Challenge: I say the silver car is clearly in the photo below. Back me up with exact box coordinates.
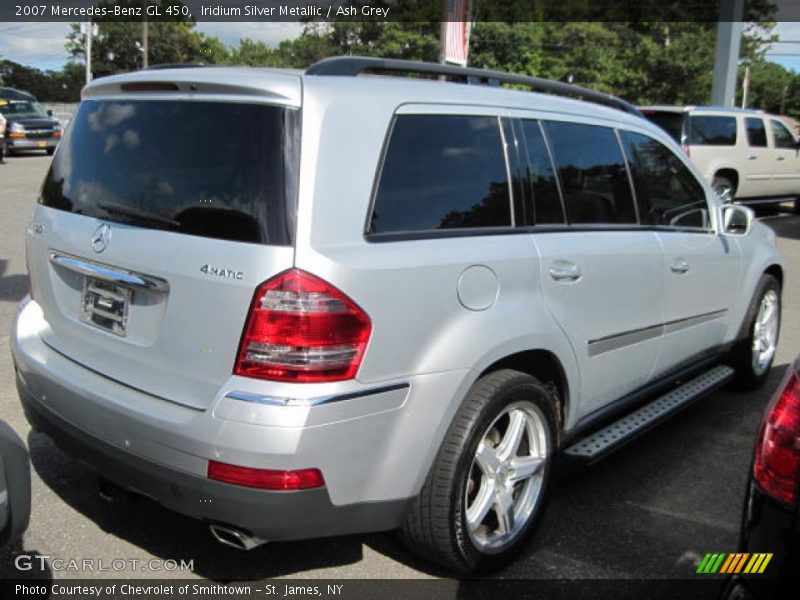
[11,57,784,573]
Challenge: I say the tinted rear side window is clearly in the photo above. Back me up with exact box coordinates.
[687,116,737,146]
[369,115,511,234]
[745,117,767,147]
[641,111,685,143]
[519,120,565,225]
[543,122,636,225]
[621,131,708,228]
[41,100,299,245]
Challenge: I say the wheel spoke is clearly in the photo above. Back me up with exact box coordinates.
[475,441,501,477]
[508,456,543,484]
[466,480,495,530]
[494,486,515,535]
[497,410,527,461]
[760,302,775,328]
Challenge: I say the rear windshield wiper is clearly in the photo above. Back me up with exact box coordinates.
[97,202,181,229]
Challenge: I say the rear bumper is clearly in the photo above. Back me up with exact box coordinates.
[11,298,468,540]
[18,384,407,541]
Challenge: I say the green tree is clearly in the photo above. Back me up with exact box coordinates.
[0,60,83,101]
[738,60,800,117]
[65,0,222,76]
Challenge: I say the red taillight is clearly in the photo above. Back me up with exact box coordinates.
[754,370,800,505]
[208,461,325,491]
[234,269,371,383]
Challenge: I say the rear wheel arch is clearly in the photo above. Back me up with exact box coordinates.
[478,349,569,439]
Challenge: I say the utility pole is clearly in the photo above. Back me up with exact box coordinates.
[142,0,149,69]
[81,21,93,85]
[741,65,750,109]
[438,1,447,65]
[710,0,744,107]
[780,84,788,115]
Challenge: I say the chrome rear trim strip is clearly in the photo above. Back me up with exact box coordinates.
[50,252,169,293]
[225,383,410,407]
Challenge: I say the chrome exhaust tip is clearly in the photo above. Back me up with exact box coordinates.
[209,524,267,551]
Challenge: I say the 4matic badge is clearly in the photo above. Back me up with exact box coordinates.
[200,264,244,280]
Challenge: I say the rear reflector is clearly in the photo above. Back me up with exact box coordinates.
[208,461,325,491]
[754,370,800,505]
[234,269,371,382]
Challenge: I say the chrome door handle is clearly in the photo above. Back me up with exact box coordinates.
[777,156,785,161]
[670,259,690,274]
[748,155,758,160]
[549,261,582,282]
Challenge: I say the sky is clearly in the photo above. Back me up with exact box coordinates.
[1,21,800,74]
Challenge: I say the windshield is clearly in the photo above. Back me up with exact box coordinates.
[41,99,299,245]
[0,99,48,119]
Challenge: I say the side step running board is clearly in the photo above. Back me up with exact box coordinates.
[563,365,735,463]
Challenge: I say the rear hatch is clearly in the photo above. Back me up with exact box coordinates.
[26,70,301,410]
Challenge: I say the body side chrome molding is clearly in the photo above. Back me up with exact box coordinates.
[588,309,728,357]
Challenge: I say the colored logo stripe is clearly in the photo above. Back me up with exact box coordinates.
[698,553,773,574]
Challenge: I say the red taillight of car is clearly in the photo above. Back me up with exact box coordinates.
[208,461,325,491]
[753,369,800,505]
[234,269,371,383]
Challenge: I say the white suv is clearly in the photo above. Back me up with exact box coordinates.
[12,58,783,573]
[641,105,800,213]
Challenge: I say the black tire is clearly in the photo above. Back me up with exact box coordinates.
[712,175,736,204]
[400,369,557,573]
[46,147,55,156]
[794,197,799,215]
[729,274,781,390]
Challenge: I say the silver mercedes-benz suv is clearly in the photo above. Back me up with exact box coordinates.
[11,57,784,573]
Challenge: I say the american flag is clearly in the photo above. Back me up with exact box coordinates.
[443,0,472,66]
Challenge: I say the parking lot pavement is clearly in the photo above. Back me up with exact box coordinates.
[0,153,798,582]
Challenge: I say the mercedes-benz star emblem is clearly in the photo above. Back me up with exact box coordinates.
[91,224,111,254]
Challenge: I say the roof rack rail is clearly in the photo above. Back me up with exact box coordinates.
[144,63,208,70]
[306,56,642,118]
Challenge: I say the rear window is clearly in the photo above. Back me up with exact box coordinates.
[41,100,299,245]
[745,117,767,147]
[687,115,737,146]
[543,121,637,225]
[641,111,685,143]
[369,115,511,235]
[518,119,565,225]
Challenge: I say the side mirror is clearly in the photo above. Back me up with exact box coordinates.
[719,204,753,236]
[47,109,53,117]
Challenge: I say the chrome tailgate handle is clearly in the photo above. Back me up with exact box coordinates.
[50,252,169,293]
